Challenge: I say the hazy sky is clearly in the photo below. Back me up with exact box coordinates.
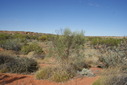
[0,0,127,36]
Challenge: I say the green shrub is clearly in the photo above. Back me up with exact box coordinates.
[21,43,43,54]
[0,39,24,51]
[35,64,76,82]
[96,67,127,85]
[7,57,38,73]
[50,28,85,61]
[103,74,127,85]
[0,33,11,40]
[0,54,38,73]
[88,37,123,47]
[0,54,15,64]
[0,64,8,73]
[98,39,127,68]
[46,34,55,41]
[50,69,74,82]
[11,33,40,40]
[69,57,90,71]
[12,33,29,40]
[38,35,48,41]
[35,67,53,80]
[29,35,38,40]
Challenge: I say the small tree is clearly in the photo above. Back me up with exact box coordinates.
[51,28,85,62]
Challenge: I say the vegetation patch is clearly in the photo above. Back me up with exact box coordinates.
[35,67,53,80]
[93,67,127,85]
[0,54,38,73]
[21,43,43,54]
[0,39,25,51]
[88,37,123,47]
[35,65,76,82]
[38,35,48,41]
[98,39,127,68]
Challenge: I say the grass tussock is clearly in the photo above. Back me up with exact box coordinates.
[35,64,76,82]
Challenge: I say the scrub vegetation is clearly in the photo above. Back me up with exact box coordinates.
[0,29,127,84]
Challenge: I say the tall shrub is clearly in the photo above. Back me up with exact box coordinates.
[50,28,85,62]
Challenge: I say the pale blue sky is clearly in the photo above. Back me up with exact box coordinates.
[0,0,127,36]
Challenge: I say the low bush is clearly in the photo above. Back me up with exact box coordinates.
[0,64,8,73]
[21,43,43,54]
[0,39,25,51]
[0,54,15,64]
[12,33,29,40]
[0,54,38,73]
[27,51,45,59]
[50,69,74,82]
[46,34,55,41]
[93,67,127,85]
[35,64,76,82]
[35,67,53,80]
[103,74,127,85]
[38,35,48,41]
[88,37,123,47]
[7,57,38,73]
[69,57,90,71]
[98,39,127,68]
[0,33,11,40]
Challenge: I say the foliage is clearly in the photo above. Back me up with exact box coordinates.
[36,28,87,82]
[50,69,74,82]
[98,39,127,68]
[0,54,15,65]
[94,67,127,85]
[21,43,43,54]
[10,33,39,40]
[0,39,25,51]
[12,33,30,40]
[38,35,48,41]
[103,74,127,85]
[35,64,76,82]
[88,37,123,47]
[50,28,85,61]
[0,33,11,40]
[46,34,55,41]
[35,67,53,80]
[8,57,38,73]
[27,51,45,59]
[68,57,90,71]
[0,54,38,73]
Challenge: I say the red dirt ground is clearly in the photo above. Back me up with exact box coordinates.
[0,68,101,85]
[0,48,4,51]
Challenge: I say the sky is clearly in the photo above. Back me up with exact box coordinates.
[0,0,127,36]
